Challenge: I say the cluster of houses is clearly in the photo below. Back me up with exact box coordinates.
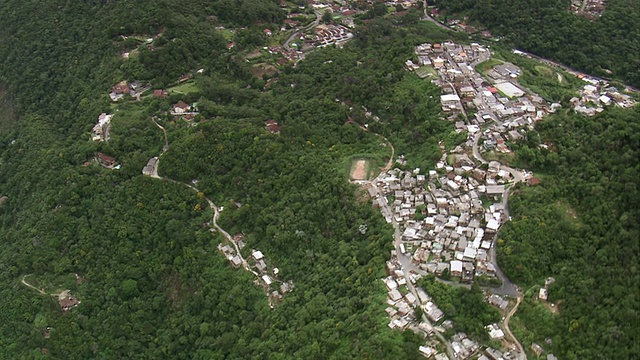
[267,46,302,64]
[570,0,606,19]
[570,83,636,116]
[91,113,113,142]
[109,80,150,101]
[411,42,563,157]
[217,234,293,305]
[383,257,455,359]
[478,347,526,360]
[373,160,514,283]
[312,25,353,48]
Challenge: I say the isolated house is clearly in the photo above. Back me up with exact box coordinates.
[112,81,130,94]
[97,152,116,167]
[173,101,191,114]
[265,119,281,134]
[153,89,168,98]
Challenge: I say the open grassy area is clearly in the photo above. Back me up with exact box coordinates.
[475,58,504,75]
[168,81,199,95]
[483,150,516,165]
[217,28,235,41]
[534,65,553,76]
[415,65,437,78]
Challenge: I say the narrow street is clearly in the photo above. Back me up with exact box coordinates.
[472,132,522,297]
[421,0,455,31]
[504,296,526,360]
[283,11,321,52]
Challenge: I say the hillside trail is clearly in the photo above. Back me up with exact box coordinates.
[504,296,526,359]
[20,275,66,298]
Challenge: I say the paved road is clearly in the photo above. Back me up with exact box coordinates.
[472,132,525,183]
[283,11,321,52]
[471,132,522,297]
[421,0,455,32]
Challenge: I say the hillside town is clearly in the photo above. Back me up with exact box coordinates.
[370,40,589,359]
[570,82,636,116]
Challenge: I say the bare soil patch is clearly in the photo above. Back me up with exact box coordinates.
[350,159,368,180]
[250,63,278,78]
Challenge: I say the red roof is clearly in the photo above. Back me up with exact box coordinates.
[487,86,498,94]
[112,81,129,94]
[226,42,235,49]
[174,101,190,110]
[527,177,541,186]
[266,124,281,133]
[153,89,168,98]
[265,120,281,133]
[97,152,116,166]
[277,58,288,66]
[178,74,192,82]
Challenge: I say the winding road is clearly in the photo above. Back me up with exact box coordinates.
[283,11,321,52]
[353,121,526,358]
[471,132,522,298]
[21,275,46,295]
[503,296,526,359]
[421,0,455,32]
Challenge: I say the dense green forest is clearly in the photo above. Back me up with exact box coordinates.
[0,0,638,359]
[497,106,639,359]
[0,1,457,358]
[418,277,500,341]
[436,0,640,87]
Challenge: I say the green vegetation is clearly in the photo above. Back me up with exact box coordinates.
[510,290,560,359]
[498,107,640,359]
[0,1,466,358]
[418,276,501,341]
[168,81,199,95]
[0,0,637,358]
[474,58,503,75]
[437,0,640,87]
[415,66,437,78]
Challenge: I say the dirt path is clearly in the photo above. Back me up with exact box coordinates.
[356,123,395,175]
[152,118,168,151]
[503,296,526,359]
[144,124,267,295]
[20,275,66,298]
[21,275,46,295]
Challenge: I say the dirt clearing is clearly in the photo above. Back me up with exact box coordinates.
[251,63,278,78]
[350,159,368,180]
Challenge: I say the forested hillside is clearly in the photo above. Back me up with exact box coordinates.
[498,107,640,359]
[0,1,454,358]
[0,0,638,359]
[435,0,640,87]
